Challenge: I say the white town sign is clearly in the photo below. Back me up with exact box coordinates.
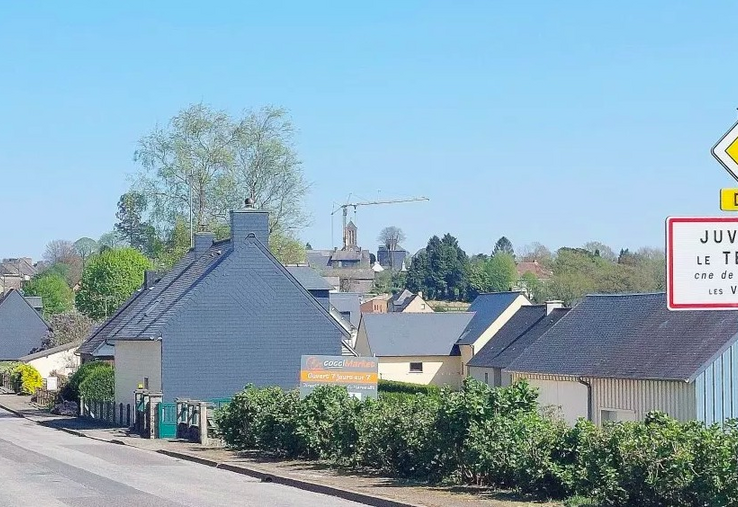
[666,216,738,310]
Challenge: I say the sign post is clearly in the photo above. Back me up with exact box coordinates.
[666,216,738,310]
[299,355,378,400]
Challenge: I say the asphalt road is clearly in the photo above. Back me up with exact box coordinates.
[0,407,364,507]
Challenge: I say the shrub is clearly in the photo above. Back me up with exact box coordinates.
[78,365,114,401]
[295,386,363,462]
[10,364,43,395]
[215,385,301,456]
[62,361,111,402]
[357,393,441,478]
[378,379,441,396]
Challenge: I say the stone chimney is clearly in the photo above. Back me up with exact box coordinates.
[230,198,269,249]
[194,232,215,257]
[545,300,564,315]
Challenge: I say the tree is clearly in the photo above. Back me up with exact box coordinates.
[406,234,469,301]
[583,241,617,262]
[133,104,309,240]
[44,239,78,265]
[98,231,125,250]
[74,237,98,270]
[114,192,157,254]
[75,248,152,319]
[493,236,515,257]
[485,253,518,292]
[270,230,307,264]
[22,273,74,316]
[518,242,553,265]
[38,310,95,350]
[378,226,406,251]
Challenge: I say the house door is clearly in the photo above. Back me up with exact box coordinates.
[158,403,177,439]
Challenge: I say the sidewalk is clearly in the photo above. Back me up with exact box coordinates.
[0,393,559,507]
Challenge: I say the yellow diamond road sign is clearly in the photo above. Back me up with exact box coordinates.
[712,121,738,182]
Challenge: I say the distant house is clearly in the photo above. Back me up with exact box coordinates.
[360,294,390,314]
[0,289,50,360]
[285,265,333,310]
[377,245,408,271]
[79,201,349,408]
[388,290,433,313]
[467,302,568,387]
[20,341,80,378]
[354,312,474,388]
[516,260,552,280]
[455,291,531,375]
[330,292,362,329]
[507,293,738,426]
[0,257,37,293]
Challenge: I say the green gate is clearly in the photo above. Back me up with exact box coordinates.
[158,402,177,439]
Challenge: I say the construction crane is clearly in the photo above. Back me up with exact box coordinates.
[331,196,430,250]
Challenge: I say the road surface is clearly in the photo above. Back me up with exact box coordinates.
[0,407,363,507]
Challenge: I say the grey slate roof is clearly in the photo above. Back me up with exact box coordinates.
[0,289,50,360]
[506,293,738,381]
[330,292,361,328]
[362,312,475,356]
[80,237,350,347]
[467,306,569,369]
[456,292,526,345]
[285,266,333,291]
[20,340,80,362]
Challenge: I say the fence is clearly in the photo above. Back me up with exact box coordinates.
[34,388,55,407]
[175,398,231,444]
[79,397,133,427]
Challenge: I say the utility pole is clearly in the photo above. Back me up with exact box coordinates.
[189,171,194,248]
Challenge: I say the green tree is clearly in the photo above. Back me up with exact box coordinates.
[485,253,518,292]
[407,234,469,301]
[115,191,157,254]
[75,248,151,319]
[270,230,307,264]
[22,272,74,316]
[493,236,515,257]
[133,104,309,240]
[42,239,82,287]
[74,237,98,270]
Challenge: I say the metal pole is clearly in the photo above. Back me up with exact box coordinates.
[189,171,194,248]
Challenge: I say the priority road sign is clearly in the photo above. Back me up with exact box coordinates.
[712,121,738,183]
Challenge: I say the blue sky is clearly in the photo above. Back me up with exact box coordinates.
[2,1,737,260]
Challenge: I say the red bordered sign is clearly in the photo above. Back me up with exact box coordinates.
[667,216,738,310]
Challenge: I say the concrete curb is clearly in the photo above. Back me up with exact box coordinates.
[1,400,421,507]
[157,449,418,507]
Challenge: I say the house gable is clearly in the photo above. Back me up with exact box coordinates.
[0,289,49,360]
[159,237,346,401]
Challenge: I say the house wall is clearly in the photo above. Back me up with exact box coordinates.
[0,290,48,359]
[160,243,344,403]
[401,297,433,313]
[26,349,79,378]
[468,366,511,387]
[695,340,738,426]
[510,373,588,425]
[114,340,161,409]
[378,356,462,388]
[462,295,529,372]
[510,372,697,426]
[590,377,696,425]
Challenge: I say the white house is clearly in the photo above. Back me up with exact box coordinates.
[20,342,80,378]
[507,293,738,426]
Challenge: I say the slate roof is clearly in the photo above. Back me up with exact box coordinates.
[507,293,738,381]
[456,292,527,345]
[330,292,361,328]
[467,306,569,369]
[306,250,332,270]
[20,341,80,362]
[80,237,349,348]
[331,250,363,261]
[361,312,475,356]
[285,266,333,291]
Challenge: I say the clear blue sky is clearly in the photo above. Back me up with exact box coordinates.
[2,1,737,261]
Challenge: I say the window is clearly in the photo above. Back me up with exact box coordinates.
[484,372,489,385]
[409,362,423,373]
[601,408,636,423]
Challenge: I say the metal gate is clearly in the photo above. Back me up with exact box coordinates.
[158,402,177,439]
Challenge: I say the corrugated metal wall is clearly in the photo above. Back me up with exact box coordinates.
[591,378,695,425]
[694,341,738,426]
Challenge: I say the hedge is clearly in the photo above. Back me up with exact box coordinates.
[215,378,738,505]
[378,379,440,396]
[63,361,112,402]
[79,366,114,402]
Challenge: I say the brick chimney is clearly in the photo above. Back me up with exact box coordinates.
[194,232,215,257]
[545,300,564,315]
[230,198,269,249]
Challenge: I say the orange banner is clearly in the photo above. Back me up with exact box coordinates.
[300,370,378,385]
